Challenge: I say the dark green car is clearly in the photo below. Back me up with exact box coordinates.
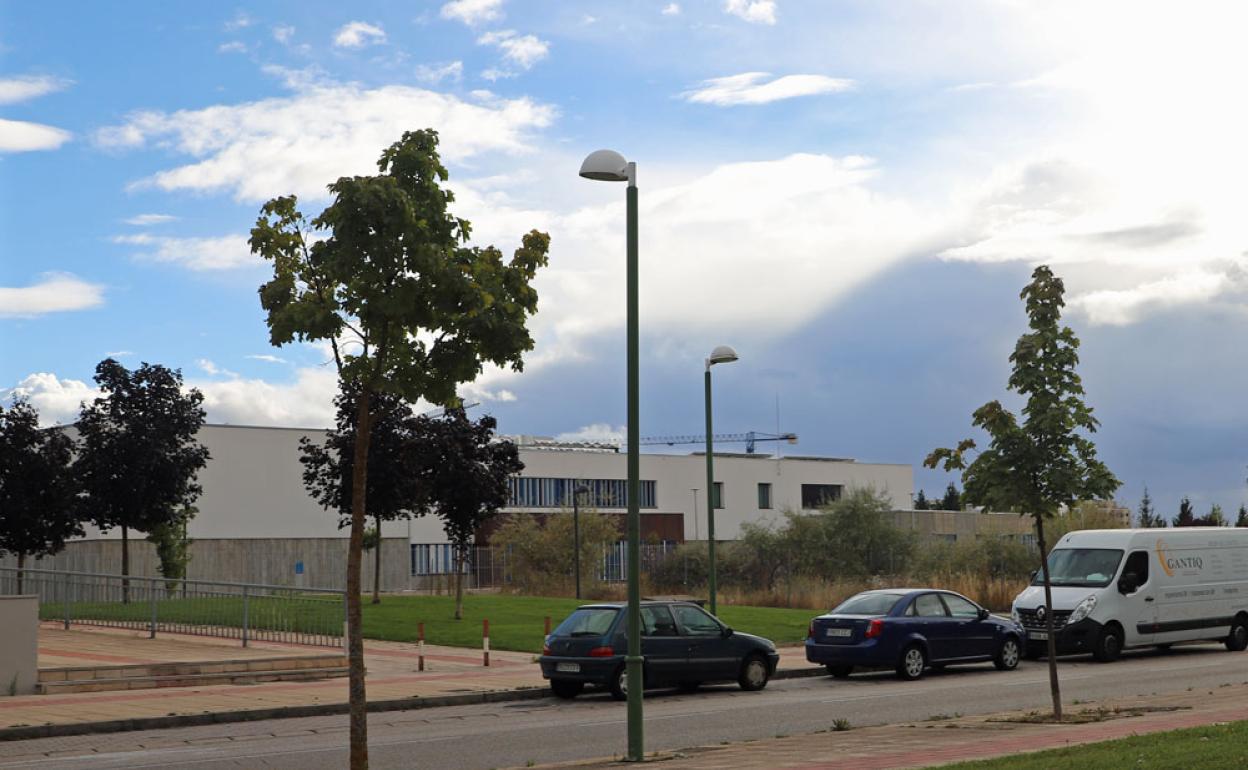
[539,601,780,700]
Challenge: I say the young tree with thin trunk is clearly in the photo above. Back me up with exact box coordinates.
[249,129,548,770]
[0,399,81,593]
[926,265,1120,722]
[76,359,209,602]
[425,408,522,620]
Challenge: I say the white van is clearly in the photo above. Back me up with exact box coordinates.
[1011,528,1248,661]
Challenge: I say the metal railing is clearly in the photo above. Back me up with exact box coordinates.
[0,567,346,648]
[410,542,680,588]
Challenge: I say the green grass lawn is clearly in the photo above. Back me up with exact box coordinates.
[941,720,1248,769]
[361,595,815,653]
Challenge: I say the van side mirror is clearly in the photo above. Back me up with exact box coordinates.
[1118,572,1139,594]
[1029,570,1038,582]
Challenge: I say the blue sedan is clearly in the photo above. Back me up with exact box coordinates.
[805,589,1025,680]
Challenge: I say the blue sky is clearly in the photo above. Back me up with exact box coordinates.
[3,1,1247,520]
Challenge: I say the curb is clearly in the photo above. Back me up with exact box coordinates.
[0,666,827,743]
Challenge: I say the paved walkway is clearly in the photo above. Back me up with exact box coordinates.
[531,684,1248,769]
[2,624,816,734]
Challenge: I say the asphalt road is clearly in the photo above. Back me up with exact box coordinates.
[5,644,1248,770]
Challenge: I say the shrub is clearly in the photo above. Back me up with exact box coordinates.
[491,508,619,596]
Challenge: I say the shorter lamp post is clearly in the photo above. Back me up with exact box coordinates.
[705,345,738,616]
[572,484,590,599]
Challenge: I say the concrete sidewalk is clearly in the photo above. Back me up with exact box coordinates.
[1,624,818,740]
[528,683,1248,769]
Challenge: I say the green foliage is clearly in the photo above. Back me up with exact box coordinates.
[0,399,81,564]
[1237,505,1248,528]
[146,504,194,595]
[491,508,620,596]
[1137,487,1165,528]
[914,489,929,510]
[913,535,1035,580]
[1175,497,1198,527]
[1208,504,1228,527]
[940,483,962,511]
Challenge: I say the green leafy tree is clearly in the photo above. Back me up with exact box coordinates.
[300,382,434,604]
[76,359,210,602]
[1207,504,1228,527]
[425,409,523,620]
[1174,497,1197,527]
[0,399,81,593]
[913,489,929,510]
[1136,487,1164,528]
[925,265,1120,722]
[249,128,548,769]
[939,483,962,511]
[147,504,195,596]
[1237,505,1248,528]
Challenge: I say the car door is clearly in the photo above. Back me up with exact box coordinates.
[910,592,953,661]
[638,605,688,685]
[673,604,735,681]
[939,593,995,659]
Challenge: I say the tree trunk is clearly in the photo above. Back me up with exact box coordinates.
[454,545,465,621]
[347,387,373,770]
[372,513,382,605]
[121,525,130,604]
[15,552,25,595]
[1035,515,1062,721]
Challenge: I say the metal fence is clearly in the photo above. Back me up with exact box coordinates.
[410,542,681,589]
[0,567,346,648]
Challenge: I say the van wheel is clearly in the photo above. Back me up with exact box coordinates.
[826,664,853,678]
[550,679,583,699]
[994,637,1021,671]
[1093,625,1123,662]
[1226,618,1248,652]
[738,654,770,691]
[896,645,926,680]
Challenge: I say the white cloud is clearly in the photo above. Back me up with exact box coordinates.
[0,118,71,152]
[193,366,339,427]
[683,72,853,106]
[661,3,681,16]
[96,80,555,202]
[224,12,253,31]
[217,41,248,54]
[477,30,549,69]
[197,358,239,378]
[246,354,288,364]
[272,25,295,44]
[105,350,134,358]
[0,75,70,105]
[113,233,257,271]
[724,0,776,25]
[1069,268,1235,326]
[481,68,514,82]
[0,273,104,317]
[123,213,178,226]
[441,0,504,26]
[555,424,625,444]
[333,21,386,48]
[415,60,464,85]
[1,373,97,425]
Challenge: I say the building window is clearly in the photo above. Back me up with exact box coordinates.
[507,477,657,509]
[411,543,463,575]
[800,483,842,509]
[758,483,772,509]
[712,481,724,509]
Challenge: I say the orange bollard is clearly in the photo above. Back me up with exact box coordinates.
[418,622,425,672]
[544,615,551,636]
[483,618,491,667]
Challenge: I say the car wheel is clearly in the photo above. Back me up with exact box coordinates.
[825,664,853,679]
[896,644,926,681]
[994,637,1021,671]
[609,665,629,701]
[738,654,770,691]
[1226,617,1248,652]
[550,679,584,699]
[677,681,701,693]
[1093,625,1123,662]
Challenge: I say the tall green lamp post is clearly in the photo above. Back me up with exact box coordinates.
[704,345,738,616]
[579,149,643,762]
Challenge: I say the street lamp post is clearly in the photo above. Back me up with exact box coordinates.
[579,149,643,762]
[704,345,738,617]
[572,484,590,600]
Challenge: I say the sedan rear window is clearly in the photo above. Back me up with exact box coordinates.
[553,608,619,637]
[831,592,904,616]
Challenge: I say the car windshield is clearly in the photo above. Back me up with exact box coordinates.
[553,608,619,637]
[1034,548,1124,587]
[831,592,904,616]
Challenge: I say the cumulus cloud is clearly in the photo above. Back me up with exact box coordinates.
[123,213,178,226]
[683,72,853,106]
[217,41,248,54]
[272,25,295,44]
[192,366,339,427]
[0,75,70,105]
[0,118,71,152]
[477,30,549,69]
[1,373,97,424]
[555,423,625,444]
[1069,268,1234,326]
[224,12,253,31]
[95,80,554,202]
[113,233,257,271]
[662,3,681,16]
[0,273,104,317]
[441,0,504,26]
[333,21,386,48]
[724,0,776,25]
[415,60,464,84]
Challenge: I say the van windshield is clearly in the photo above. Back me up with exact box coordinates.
[1034,548,1124,588]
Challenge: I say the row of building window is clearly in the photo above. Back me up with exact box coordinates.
[507,476,658,509]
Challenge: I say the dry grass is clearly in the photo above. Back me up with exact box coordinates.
[716,572,1029,612]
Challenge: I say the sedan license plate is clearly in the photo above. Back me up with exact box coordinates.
[825,628,852,638]
[555,662,580,673]
[1028,631,1048,641]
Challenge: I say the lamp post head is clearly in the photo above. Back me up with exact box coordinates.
[706,344,739,370]
[579,149,635,185]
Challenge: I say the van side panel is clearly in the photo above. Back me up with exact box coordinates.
[1150,533,1248,644]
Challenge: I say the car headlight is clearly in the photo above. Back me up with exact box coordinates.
[1011,606,1021,625]
[1068,595,1097,625]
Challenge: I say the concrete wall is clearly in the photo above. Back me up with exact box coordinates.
[0,596,38,695]
[0,538,410,592]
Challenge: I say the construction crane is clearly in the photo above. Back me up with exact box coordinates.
[639,431,797,454]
